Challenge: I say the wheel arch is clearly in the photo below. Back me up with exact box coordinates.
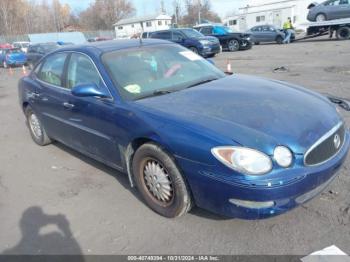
[22,102,30,113]
[124,135,169,187]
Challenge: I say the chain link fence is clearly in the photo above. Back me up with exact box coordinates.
[0,30,115,44]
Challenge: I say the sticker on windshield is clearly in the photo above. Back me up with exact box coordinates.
[179,51,203,61]
[124,84,141,94]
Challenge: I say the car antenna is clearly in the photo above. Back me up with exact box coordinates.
[139,34,143,45]
[139,22,144,46]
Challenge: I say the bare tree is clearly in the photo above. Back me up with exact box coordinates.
[79,0,135,30]
[181,0,221,26]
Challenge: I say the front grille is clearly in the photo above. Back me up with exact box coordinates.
[304,123,345,166]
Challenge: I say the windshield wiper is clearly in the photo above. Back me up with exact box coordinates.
[137,90,174,100]
[326,95,350,111]
[186,78,218,89]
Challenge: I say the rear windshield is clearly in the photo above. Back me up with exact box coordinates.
[8,49,22,54]
[182,29,204,38]
[42,44,59,53]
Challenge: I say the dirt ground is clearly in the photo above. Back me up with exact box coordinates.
[0,38,349,255]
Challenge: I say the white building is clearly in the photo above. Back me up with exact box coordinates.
[224,0,315,32]
[114,14,172,39]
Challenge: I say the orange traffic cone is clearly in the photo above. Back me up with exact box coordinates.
[226,59,233,75]
[22,65,28,76]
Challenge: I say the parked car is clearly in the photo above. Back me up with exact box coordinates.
[18,39,349,219]
[141,31,153,39]
[0,43,13,49]
[248,25,295,44]
[150,28,220,57]
[13,41,30,53]
[26,43,60,69]
[193,24,252,52]
[308,0,350,21]
[0,48,27,68]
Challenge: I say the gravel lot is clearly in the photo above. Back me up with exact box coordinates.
[0,38,349,255]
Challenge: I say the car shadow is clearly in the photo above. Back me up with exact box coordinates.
[52,142,231,221]
[2,206,84,258]
[53,142,144,203]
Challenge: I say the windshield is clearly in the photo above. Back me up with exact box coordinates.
[182,29,204,38]
[102,44,225,101]
[214,26,234,35]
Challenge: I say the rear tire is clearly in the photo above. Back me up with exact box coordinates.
[336,26,350,40]
[132,143,192,218]
[316,13,327,22]
[25,106,52,146]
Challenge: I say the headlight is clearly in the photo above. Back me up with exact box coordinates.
[274,146,293,167]
[211,146,272,175]
[199,40,210,46]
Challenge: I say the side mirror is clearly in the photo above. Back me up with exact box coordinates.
[71,83,110,99]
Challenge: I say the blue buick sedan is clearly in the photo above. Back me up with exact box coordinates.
[18,39,350,219]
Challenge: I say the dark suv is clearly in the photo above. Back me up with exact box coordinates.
[194,24,252,52]
[26,43,60,69]
[150,28,221,57]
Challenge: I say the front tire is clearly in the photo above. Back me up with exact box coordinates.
[316,13,327,22]
[132,143,192,218]
[25,106,52,146]
[189,47,199,54]
[276,36,284,44]
[228,39,240,52]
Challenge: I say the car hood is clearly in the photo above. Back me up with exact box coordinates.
[228,32,251,38]
[135,74,341,155]
[193,36,219,42]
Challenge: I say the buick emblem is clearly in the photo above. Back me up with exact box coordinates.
[334,134,341,149]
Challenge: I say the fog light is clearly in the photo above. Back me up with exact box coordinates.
[229,199,275,209]
[274,146,293,167]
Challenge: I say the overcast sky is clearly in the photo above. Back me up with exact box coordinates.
[57,0,244,18]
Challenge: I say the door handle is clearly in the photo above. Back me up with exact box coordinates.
[63,102,75,109]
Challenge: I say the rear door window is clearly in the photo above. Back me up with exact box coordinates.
[38,53,68,87]
[152,31,171,40]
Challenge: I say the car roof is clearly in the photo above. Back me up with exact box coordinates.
[56,39,172,54]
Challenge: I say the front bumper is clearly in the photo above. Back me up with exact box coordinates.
[176,131,350,219]
[200,44,221,57]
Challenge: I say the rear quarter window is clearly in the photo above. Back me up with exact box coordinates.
[38,53,68,87]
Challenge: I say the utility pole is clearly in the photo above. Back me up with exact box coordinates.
[161,0,165,14]
[198,0,201,24]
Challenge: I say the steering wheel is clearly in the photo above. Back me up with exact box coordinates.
[164,63,182,78]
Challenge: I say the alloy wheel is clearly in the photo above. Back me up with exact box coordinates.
[29,113,43,140]
[316,14,326,22]
[228,40,239,52]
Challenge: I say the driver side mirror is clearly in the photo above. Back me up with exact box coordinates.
[71,83,110,99]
